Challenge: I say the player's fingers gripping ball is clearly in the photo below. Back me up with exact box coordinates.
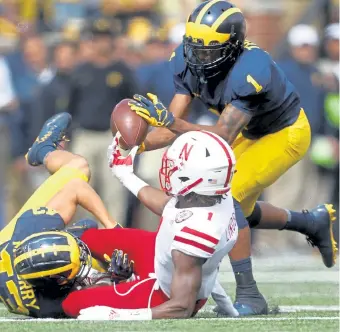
[129,93,174,127]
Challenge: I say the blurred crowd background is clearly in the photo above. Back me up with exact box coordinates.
[0,0,338,256]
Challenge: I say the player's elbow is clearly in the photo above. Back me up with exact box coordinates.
[170,301,195,319]
[214,124,234,145]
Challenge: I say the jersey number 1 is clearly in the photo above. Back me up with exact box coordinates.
[247,75,263,93]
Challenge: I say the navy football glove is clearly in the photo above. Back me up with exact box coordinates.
[104,250,135,283]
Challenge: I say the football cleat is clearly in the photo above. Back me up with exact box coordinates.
[233,272,268,316]
[26,112,72,166]
[234,292,268,316]
[305,204,338,268]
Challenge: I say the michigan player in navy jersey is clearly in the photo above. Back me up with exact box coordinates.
[0,113,133,318]
[128,0,337,315]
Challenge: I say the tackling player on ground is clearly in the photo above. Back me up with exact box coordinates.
[0,113,133,318]
[63,130,239,320]
[128,0,337,315]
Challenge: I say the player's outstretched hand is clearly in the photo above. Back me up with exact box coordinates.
[107,132,138,181]
[78,306,113,320]
[78,306,152,320]
[104,249,135,283]
[129,93,174,127]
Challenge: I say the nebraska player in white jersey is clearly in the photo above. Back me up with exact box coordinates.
[77,130,238,320]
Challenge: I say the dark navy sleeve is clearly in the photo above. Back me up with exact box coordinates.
[12,208,65,242]
[169,44,191,96]
[228,50,272,115]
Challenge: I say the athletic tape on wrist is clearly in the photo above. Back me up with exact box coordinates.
[121,173,148,197]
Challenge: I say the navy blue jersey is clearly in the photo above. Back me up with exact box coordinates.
[170,41,301,139]
[0,208,70,318]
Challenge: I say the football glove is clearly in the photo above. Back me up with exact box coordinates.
[118,138,146,155]
[78,307,152,320]
[104,249,135,283]
[129,93,174,127]
[107,132,138,181]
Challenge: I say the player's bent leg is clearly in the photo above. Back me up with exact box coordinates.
[81,228,157,278]
[236,111,337,267]
[228,200,268,316]
[252,202,338,268]
[63,278,168,318]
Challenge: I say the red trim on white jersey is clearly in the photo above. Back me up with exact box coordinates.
[181,226,219,245]
[174,235,215,254]
[200,131,233,188]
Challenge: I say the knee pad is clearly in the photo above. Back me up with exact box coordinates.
[247,203,262,228]
[233,199,249,230]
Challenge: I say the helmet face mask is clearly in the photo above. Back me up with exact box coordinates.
[184,1,246,82]
[159,131,236,197]
[159,151,179,194]
[183,36,242,80]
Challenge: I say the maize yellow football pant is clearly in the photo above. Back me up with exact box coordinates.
[0,167,88,244]
[231,109,311,217]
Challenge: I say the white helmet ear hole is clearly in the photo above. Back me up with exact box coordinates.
[205,148,210,157]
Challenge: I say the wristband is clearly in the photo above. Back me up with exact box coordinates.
[120,173,148,197]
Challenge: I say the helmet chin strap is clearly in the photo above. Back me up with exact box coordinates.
[199,71,207,84]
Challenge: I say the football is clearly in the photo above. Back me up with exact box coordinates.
[110,99,148,149]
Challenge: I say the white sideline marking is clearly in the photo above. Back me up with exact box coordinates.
[197,317,339,321]
[0,317,338,322]
[200,305,340,313]
[0,305,338,322]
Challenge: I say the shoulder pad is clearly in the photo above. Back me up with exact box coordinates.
[229,45,272,97]
[169,43,186,76]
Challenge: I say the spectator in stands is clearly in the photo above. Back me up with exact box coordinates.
[278,24,324,135]
[101,0,158,32]
[314,23,339,243]
[31,41,78,141]
[0,56,17,228]
[69,19,138,225]
[263,25,328,252]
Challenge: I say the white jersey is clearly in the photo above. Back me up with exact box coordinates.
[154,195,238,300]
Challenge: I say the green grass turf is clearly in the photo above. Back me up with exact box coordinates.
[0,282,338,332]
[0,312,338,332]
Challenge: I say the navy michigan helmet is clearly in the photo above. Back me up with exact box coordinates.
[184,0,246,82]
[14,231,92,288]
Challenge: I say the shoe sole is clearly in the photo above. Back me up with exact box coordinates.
[324,204,338,267]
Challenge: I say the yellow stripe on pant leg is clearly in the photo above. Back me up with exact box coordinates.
[0,167,88,244]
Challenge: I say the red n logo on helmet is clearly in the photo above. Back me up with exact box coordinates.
[179,143,193,161]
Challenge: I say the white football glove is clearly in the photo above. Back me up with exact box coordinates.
[211,281,239,317]
[78,306,152,320]
[78,306,113,320]
[107,132,139,182]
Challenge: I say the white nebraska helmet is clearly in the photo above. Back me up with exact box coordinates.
[159,130,236,196]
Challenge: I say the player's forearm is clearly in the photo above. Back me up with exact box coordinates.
[144,128,178,151]
[151,300,194,319]
[137,186,171,216]
[169,118,231,143]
